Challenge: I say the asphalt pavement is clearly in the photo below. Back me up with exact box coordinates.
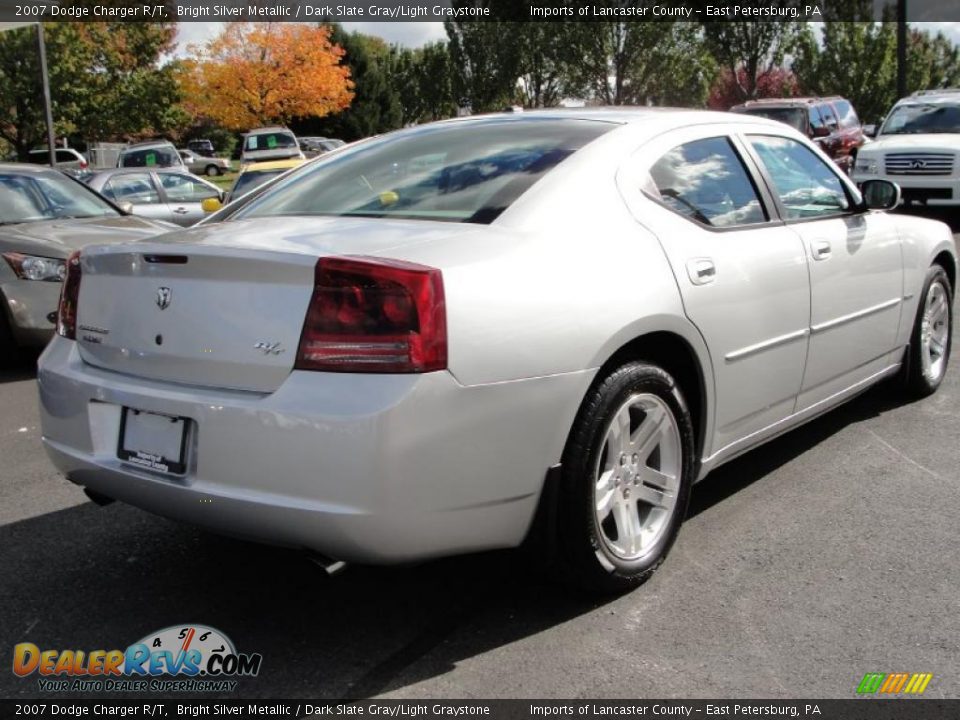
[1,224,958,701]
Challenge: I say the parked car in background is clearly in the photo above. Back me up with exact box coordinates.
[186,139,216,157]
[731,96,865,173]
[27,147,90,178]
[240,127,303,165]
[853,89,960,207]
[178,149,231,177]
[299,137,346,157]
[36,110,955,594]
[0,164,176,355]
[212,158,306,208]
[117,140,184,170]
[86,168,224,227]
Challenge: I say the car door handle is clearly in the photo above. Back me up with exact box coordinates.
[172,207,189,214]
[686,258,716,285]
[811,240,832,261]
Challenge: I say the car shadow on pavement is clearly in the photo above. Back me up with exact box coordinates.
[688,381,911,520]
[0,348,41,384]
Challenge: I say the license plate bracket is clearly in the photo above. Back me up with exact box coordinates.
[117,408,188,475]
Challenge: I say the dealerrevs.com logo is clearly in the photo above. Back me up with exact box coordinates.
[13,624,262,693]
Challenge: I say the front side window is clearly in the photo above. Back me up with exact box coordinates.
[647,136,767,228]
[235,119,614,224]
[820,104,839,130]
[832,100,859,128]
[749,135,852,220]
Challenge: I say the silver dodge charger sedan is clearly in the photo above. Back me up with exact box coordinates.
[37,110,956,593]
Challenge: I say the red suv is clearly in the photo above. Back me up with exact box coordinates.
[730,96,866,173]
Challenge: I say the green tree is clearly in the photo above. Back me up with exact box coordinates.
[300,24,403,141]
[0,22,181,159]
[702,18,809,103]
[445,20,522,112]
[393,42,458,124]
[567,22,716,107]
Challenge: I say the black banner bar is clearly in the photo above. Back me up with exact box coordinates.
[3,700,960,720]
[3,0,960,23]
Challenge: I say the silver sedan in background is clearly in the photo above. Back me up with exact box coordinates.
[178,149,231,177]
[0,164,176,355]
[86,168,224,227]
[38,111,956,593]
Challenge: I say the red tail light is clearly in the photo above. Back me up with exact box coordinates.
[296,256,447,373]
[79,159,88,169]
[57,251,82,339]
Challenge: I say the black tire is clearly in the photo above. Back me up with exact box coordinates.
[205,165,221,177]
[0,297,17,368]
[903,264,953,398]
[556,362,695,594]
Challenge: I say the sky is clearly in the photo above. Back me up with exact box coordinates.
[175,21,447,51]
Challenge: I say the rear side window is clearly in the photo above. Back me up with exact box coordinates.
[647,136,767,228]
[235,119,614,224]
[820,104,839,130]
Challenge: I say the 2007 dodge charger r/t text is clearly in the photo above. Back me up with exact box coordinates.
[37,110,956,593]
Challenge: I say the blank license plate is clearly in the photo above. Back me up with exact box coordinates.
[118,408,188,475]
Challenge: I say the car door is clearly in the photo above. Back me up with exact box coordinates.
[101,172,173,222]
[620,128,812,458]
[745,133,903,411]
[156,172,221,226]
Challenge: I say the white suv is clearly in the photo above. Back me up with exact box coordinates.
[853,89,960,207]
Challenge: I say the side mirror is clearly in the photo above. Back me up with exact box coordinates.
[863,124,877,139]
[861,179,900,210]
[119,202,134,214]
[812,125,830,138]
[201,197,223,213]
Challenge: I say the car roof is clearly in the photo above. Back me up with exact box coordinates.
[731,97,845,110]
[245,126,293,134]
[121,140,177,150]
[0,162,63,175]
[239,159,306,173]
[897,89,960,106]
[90,167,197,179]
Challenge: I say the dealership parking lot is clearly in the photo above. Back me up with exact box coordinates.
[1,221,958,701]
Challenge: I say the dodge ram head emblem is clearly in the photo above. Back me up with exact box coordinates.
[156,287,171,310]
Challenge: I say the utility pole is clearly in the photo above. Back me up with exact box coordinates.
[36,23,57,167]
[896,0,908,99]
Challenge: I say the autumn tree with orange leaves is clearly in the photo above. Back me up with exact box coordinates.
[182,23,353,131]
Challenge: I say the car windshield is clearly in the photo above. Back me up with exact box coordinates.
[738,107,807,133]
[233,119,614,224]
[0,172,119,225]
[231,169,286,199]
[881,103,960,134]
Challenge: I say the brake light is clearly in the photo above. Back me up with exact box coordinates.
[296,256,447,373]
[57,251,82,339]
[79,159,88,169]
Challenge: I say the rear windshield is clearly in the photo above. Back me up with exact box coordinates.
[245,132,298,151]
[0,171,118,225]
[121,146,180,168]
[234,119,614,224]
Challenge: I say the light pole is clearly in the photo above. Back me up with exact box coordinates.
[37,23,58,167]
[897,0,907,99]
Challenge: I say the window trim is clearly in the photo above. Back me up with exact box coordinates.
[741,132,865,226]
[641,133,781,233]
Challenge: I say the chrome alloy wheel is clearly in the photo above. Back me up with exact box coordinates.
[920,279,950,384]
[593,393,682,562]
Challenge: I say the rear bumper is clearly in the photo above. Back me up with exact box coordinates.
[38,338,591,563]
[1,278,59,346]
